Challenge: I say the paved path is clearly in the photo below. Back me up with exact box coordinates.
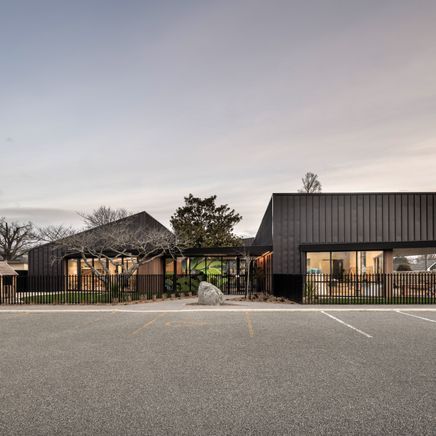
[0,296,435,312]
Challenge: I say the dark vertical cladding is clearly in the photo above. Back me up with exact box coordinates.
[272,193,436,274]
[28,244,64,276]
[28,211,172,276]
[253,199,273,246]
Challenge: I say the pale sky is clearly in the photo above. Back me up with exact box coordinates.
[1,0,436,236]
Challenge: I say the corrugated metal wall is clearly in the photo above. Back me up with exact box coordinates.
[272,193,436,274]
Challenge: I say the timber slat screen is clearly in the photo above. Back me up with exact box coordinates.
[305,273,436,304]
[0,273,261,305]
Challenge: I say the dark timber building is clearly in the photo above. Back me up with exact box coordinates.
[29,211,169,277]
[254,193,436,296]
[28,192,436,299]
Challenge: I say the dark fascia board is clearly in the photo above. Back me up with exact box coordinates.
[182,246,272,257]
[273,191,436,196]
[64,246,273,259]
[300,240,436,252]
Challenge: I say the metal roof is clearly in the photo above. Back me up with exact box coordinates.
[0,261,18,276]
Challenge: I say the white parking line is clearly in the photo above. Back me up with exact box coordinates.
[321,311,373,338]
[395,310,436,323]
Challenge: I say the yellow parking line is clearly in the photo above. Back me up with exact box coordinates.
[165,320,208,328]
[244,312,255,337]
[129,313,166,336]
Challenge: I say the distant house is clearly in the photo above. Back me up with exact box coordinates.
[0,261,18,303]
[7,256,28,273]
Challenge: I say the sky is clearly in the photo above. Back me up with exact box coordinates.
[1,0,436,236]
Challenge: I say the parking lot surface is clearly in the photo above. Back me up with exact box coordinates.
[0,308,435,435]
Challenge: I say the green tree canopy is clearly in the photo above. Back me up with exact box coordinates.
[170,194,242,248]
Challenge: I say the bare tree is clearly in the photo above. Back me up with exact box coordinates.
[0,218,39,261]
[78,206,130,229]
[49,216,180,286]
[37,224,76,243]
[298,172,322,193]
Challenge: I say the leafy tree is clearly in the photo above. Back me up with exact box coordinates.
[170,194,242,247]
[298,172,322,193]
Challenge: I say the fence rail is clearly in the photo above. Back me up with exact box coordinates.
[2,273,433,305]
[304,273,436,304]
[0,273,261,305]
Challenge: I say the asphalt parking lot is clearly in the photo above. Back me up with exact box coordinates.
[0,308,435,435]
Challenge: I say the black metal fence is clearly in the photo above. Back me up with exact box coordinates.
[304,273,436,304]
[164,273,256,296]
[0,273,262,305]
[4,272,433,305]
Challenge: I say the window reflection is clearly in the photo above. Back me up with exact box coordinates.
[307,251,383,275]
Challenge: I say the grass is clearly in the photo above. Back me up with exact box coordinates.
[305,296,436,304]
[19,289,197,304]
[21,291,146,304]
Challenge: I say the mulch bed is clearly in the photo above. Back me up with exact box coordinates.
[229,293,296,304]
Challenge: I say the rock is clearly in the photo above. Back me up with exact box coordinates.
[198,281,225,306]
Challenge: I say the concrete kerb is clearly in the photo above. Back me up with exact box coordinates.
[0,304,436,313]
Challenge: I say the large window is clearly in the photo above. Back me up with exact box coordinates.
[359,251,383,274]
[107,258,122,275]
[67,257,140,276]
[189,257,206,275]
[67,259,78,275]
[165,256,245,276]
[393,248,436,272]
[331,252,357,277]
[307,251,383,275]
[306,252,331,274]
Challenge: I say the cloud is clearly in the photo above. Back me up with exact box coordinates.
[0,207,82,227]
[0,1,435,236]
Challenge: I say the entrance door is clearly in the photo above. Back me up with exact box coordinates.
[332,259,343,280]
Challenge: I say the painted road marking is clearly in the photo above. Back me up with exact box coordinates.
[321,311,373,338]
[129,313,166,336]
[244,312,255,337]
[396,310,436,324]
[165,320,208,328]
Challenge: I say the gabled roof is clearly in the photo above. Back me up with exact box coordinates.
[0,261,18,276]
[30,210,172,251]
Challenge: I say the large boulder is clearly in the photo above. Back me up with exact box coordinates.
[198,281,225,306]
